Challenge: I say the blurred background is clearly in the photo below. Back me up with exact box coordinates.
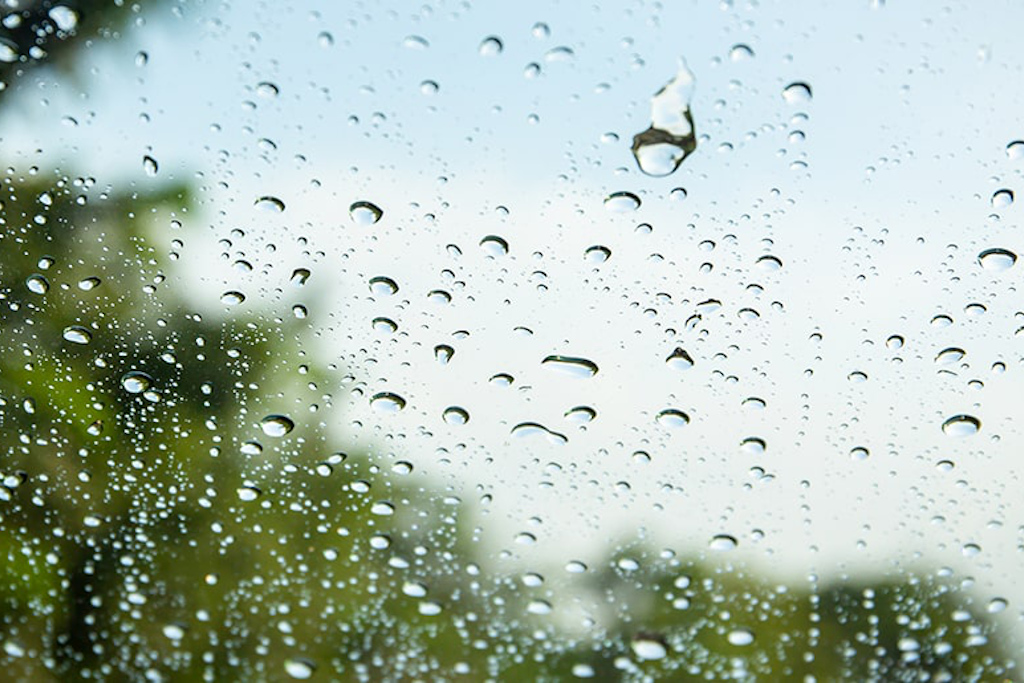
[1,0,1022,679]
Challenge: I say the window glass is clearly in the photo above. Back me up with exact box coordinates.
[1,0,1021,679]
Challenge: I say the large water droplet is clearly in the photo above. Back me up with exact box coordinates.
[542,355,599,378]
[350,201,383,225]
[584,245,611,263]
[727,628,755,646]
[564,406,597,423]
[62,326,92,345]
[220,291,245,306]
[371,392,406,413]
[26,274,49,294]
[434,344,454,364]
[78,277,101,291]
[283,658,316,679]
[978,248,1017,271]
[143,155,158,176]
[632,60,697,176]
[991,188,1014,209]
[1007,140,1024,160]
[260,414,294,437]
[709,534,738,551]
[631,635,668,660]
[369,276,398,295]
[121,371,153,394]
[479,36,503,56]
[656,409,690,429]
[443,406,469,425]
[935,347,965,365]
[942,414,980,436]
[604,191,641,212]
[254,196,285,212]
[510,422,568,445]
[665,347,694,370]
[479,235,509,256]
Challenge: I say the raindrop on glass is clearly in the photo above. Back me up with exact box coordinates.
[254,196,285,212]
[143,155,158,176]
[443,406,469,425]
[542,355,599,378]
[371,392,406,413]
[121,371,153,394]
[782,81,813,104]
[656,409,690,429]
[942,414,980,437]
[978,248,1016,271]
[62,326,92,345]
[604,191,641,212]
[991,188,1014,209]
[479,36,503,56]
[349,200,383,225]
[260,414,294,437]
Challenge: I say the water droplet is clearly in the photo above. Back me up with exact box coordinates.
[632,60,697,176]
[162,623,186,641]
[371,392,406,413]
[236,485,261,502]
[284,658,316,679]
[260,414,294,437]
[729,44,755,61]
[584,245,611,263]
[532,22,550,39]
[756,255,783,270]
[544,46,575,62]
[942,414,980,436]
[542,355,599,378]
[443,406,469,425]
[403,35,429,50]
[419,79,439,95]
[935,347,965,365]
[604,191,641,212]
[886,334,904,350]
[371,501,395,516]
[1007,140,1024,160]
[631,635,668,660]
[121,371,153,394]
[291,268,310,286]
[510,422,568,444]
[782,81,813,104]
[656,409,690,429]
[988,598,1008,613]
[26,274,49,294]
[402,581,428,598]
[978,248,1017,271]
[666,347,694,369]
[743,397,766,410]
[220,291,245,306]
[527,599,552,615]
[564,406,596,423]
[434,344,454,364]
[930,314,953,327]
[350,200,383,225]
[427,289,452,304]
[740,437,766,455]
[962,542,981,557]
[479,235,509,256]
[78,277,101,290]
[479,36,503,56]
[709,534,738,551]
[991,188,1014,209]
[143,155,158,176]
[490,373,514,386]
[372,317,398,334]
[254,196,285,212]
[62,326,92,345]
[850,446,870,461]
[368,276,398,296]
[256,81,279,98]
[727,628,755,646]
[48,6,78,32]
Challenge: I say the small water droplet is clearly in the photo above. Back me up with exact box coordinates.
[584,245,611,263]
[991,188,1014,209]
[962,542,981,557]
[291,268,310,286]
[162,623,186,641]
[729,44,755,61]
[62,326,92,345]
[121,371,153,394]
[1007,140,1024,160]
[220,291,245,306]
[349,200,383,225]
[434,344,454,364]
[850,446,870,461]
[443,406,469,424]
[709,534,738,551]
[371,392,406,413]
[544,46,575,62]
[366,277,397,297]
[403,35,429,50]
[988,598,1008,613]
[978,248,1017,271]
[564,406,596,423]
[490,373,514,386]
[631,635,668,660]
[26,274,49,294]
[260,414,294,437]
[656,409,690,429]
[756,255,783,270]
[886,334,904,350]
[479,235,509,256]
[727,628,755,646]
[143,155,158,176]
[604,191,641,212]
[77,277,101,290]
[479,36,503,56]
[371,501,395,516]
[236,486,261,502]
[743,397,766,410]
[942,414,980,437]
[284,658,316,679]
[740,437,766,455]
[256,81,279,98]
[372,317,398,334]
[510,422,568,444]
[254,196,285,212]
[782,81,813,104]
[542,355,599,378]
[427,289,452,304]
[666,347,694,370]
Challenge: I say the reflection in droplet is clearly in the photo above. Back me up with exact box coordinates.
[371,392,406,413]
[656,409,690,429]
[350,201,383,225]
[254,196,285,212]
[369,276,398,296]
[443,406,469,425]
[510,422,568,445]
[666,347,694,370]
[121,371,153,394]
[632,60,697,176]
[978,248,1017,271]
[260,414,294,437]
[782,81,813,104]
[603,191,641,212]
[991,188,1014,209]
[62,326,92,345]
[942,414,980,437]
[479,36,503,56]
[542,355,599,377]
